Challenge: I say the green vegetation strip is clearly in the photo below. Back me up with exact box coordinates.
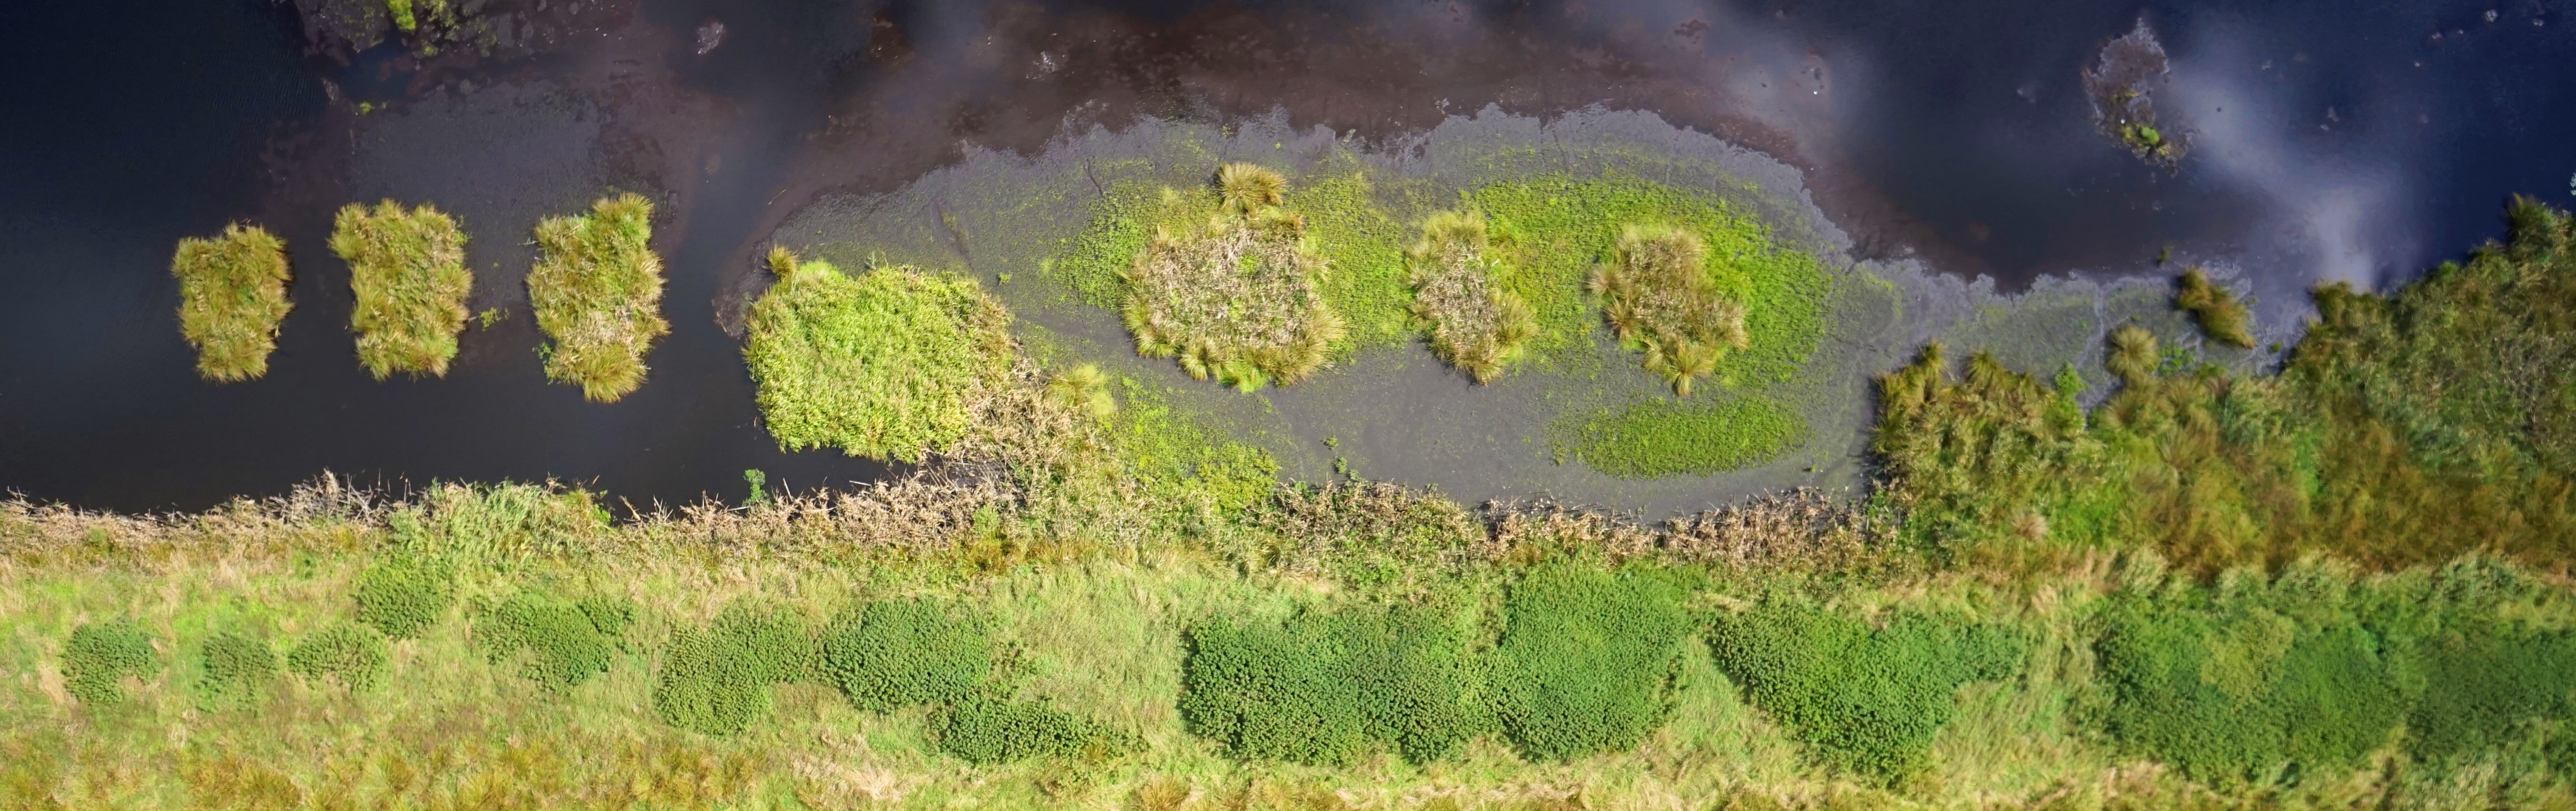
[528,193,668,402]
[169,223,292,382]
[331,200,471,379]
[1558,395,1810,479]
[744,249,1015,462]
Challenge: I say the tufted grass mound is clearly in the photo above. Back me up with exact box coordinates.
[331,200,471,379]
[1708,601,2023,781]
[529,193,669,402]
[652,606,812,736]
[478,590,634,692]
[191,632,277,710]
[1592,224,1751,397]
[286,623,389,691]
[1180,603,1484,766]
[170,222,293,382]
[935,693,1129,764]
[63,620,161,705]
[352,558,453,640]
[2175,268,2255,349]
[1409,210,1536,383]
[745,249,1015,462]
[1491,565,1694,761]
[1121,164,1346,392]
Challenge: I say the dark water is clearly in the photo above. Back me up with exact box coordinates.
[2,0,2570,511]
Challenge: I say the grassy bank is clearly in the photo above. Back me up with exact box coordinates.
[528,193,669,402]
[331,200,472,380]
[744,249,1016,462]
[169,223,292,382]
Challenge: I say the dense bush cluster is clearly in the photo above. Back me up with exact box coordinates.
[193,631,277,709]
[353,558,454,639]
[63,620,160,705]
[479,590,633,692]
[934,693,1128,764]
[652,607,811,736]
[1708,601,2022,780]
[1491,565,1694,761]
[1181,603,1483,765]
[819,598,990,712]
[286,623,390,691]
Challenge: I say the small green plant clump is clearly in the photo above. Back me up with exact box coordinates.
[1707,601,2023,780]
[169,222,293,382]
[1559,395,1809,479]
[1042,363,1118,419]
[934,693,1128,764]
[286,623,390,691]
[818,599,991,712]
[2175,268,2255,348]
[1591,224,1750,396]
[1180,603,1484,766]
[192,632,278,710]
[745,249,1015,462]
[1491,565,1694,761]
[62,620,160,705]
[1408,210,1536,383]
[1121,164,1346,392]
[331,200,472,379]
[477,590,634,692]
[652,607,811,736]
[528,193,669,402]
[352,558,454,640]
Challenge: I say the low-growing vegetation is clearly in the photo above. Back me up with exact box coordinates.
[1408,210,1536,382]
[744,248,1015,462]
[1592,224,1751,396]
[331,200,472,379]
[1120,164,1346,391]
[1709,600,2023,781]
[169,222,292,382]
[1180,603,1483,766]
[528,193,668,402]
[1491,564,1695,761]
[1557,394,1810,478]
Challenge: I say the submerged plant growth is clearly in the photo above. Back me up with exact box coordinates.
[331,200,472,379]
[527,193,668,402]
[1120,164,1345,391]
[744,248,1016,462]
[169,223,293,382]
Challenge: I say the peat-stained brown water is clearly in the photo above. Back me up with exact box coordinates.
[2,0,2571,511]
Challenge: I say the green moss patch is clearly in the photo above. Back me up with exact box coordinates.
[651,606,811,736]
[1409,211,1536,383]
[63,620,161,705]
[286,623,389,691]
[1708,602,2022,781]
[352,558,453,640]
[1179,603,1483,766]
[477,590,633,692]
[170,223,292,382]
[934,694,1128,764]
[1558,395,1809,479]
[191,632,277,710]
[744,250,1015,462]
[2094,594,2407,785]
[331,200,471,379]
[1491,565,1694,761]
[529,193,668,402]
[818,598,991,712]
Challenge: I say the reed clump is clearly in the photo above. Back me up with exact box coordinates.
[331,200,471,379]
[528,193,668,402]
[2174,268,2254,348]
[1121,164,1345,392]
[1408,210,1536,383]
[744,248,1015,462]
[170,223,293,382]
[1591,224,1749,396]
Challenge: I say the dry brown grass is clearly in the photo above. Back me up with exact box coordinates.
[1409,211,1537,383]
[1121,167,1345,392]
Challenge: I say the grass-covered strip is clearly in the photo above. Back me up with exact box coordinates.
[744,249,1015,462]
[1408,210,1536,383]
[1556,394,1810,478]
[169,223,292,382]
[1121,165,1346,391]
[331,200,472,379]
[1593,224,1750,395]
[1708,601,2022,781]
[528,193,668,402]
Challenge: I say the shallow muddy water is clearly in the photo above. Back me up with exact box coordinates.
[2,0,2570,513]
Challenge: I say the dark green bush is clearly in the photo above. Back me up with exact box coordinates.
[478,590,633,692]
[63,620,160,705]
[652,607,810,736]
[2405,626,2576,766]
[934,693,1127,764]
[1707,601,2022,780]
[1491,565,1693,761]
[287,624,389,691]
[819,599,989,712]
[353,559,452,639]
[193,632,277,709]
[1180,603,1483,766]
[2094,598,2407,785]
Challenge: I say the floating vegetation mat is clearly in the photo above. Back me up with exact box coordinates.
[331,200,471,379]
[528,193,669,402]
[744,249,1015,462]
[169,222,292,382]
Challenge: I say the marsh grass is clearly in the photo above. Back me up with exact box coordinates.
[331,200,471,379]
[1122,165,1346,391]
[529,193,669,402]
[170,223,292,382]
[1591,224,1750,396]
[1408,211,1536,383]
[744,248,1015,462]
[2174,268,2254,348]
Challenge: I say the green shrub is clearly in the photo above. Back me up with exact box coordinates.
[819,599,990,712]
[170,222,293,382]
[287,624,389,691]
[653,608,810,736]
[192,632,277,710]
[529,193,669,402]
[2405,625,2576,766]
[744,249,1015,462]
[478,590,633,692]
[934,693,1127,764]
[2093,596,2407,785]
[330,200,471,380]
[353,559,452,639]
[1180,603,1483,766]
[63,620,160,705]
[1707,601,2022,780]
[1491,565,1693,761]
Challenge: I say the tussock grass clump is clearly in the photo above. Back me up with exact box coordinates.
[652,606,811,736]
[1408,210,1536,383]
[352,558,453,639]
[1592,224,1750,396]
[745,249,1015,462]
[1873,344,2101,553]
[2175,268,2254,348]
[63,620,160,705]
[477,590,634,692]
[286,623,388,691]
[1180,603,1483,766]
[1491,565,1694,761]
[170,223,292,382]
[1708,601,2022,781]
[192,632,277,710]
[528,193,669,402]
[1122,165,1346,391]
[1042,363,1117,419]
[818,598,991,711]
[331,200,472,379]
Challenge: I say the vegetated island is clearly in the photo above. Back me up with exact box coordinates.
[528,193,669,402]
[2085,18,2187,168]
[169,223,292,382]
[331,200,472,379]
[9,185,2576,809]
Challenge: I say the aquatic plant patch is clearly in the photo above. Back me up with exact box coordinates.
[169,222,292,382]
[1707,601,2023,781]
[744,249,1015,462]
[528,193,668,402]
[1557,394,1809,479]
[1593,224,1750,396]
[331,200,471,379]
[1121,165,1345,391]
[1409,210,1537,383]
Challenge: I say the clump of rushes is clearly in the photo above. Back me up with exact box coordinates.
[745,248,1014,462]
[1591,224,1749,396]
[2175,267,2255,348]
[1043,363,1118,419]
[331,200,471,379]
[528,193,669,402]
[170,223,293,382]
[1121,164,1345,392]
[2107,323,2160,385]
[1408,210,1536,383]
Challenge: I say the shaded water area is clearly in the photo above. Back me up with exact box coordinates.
[3,0,2571,513]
